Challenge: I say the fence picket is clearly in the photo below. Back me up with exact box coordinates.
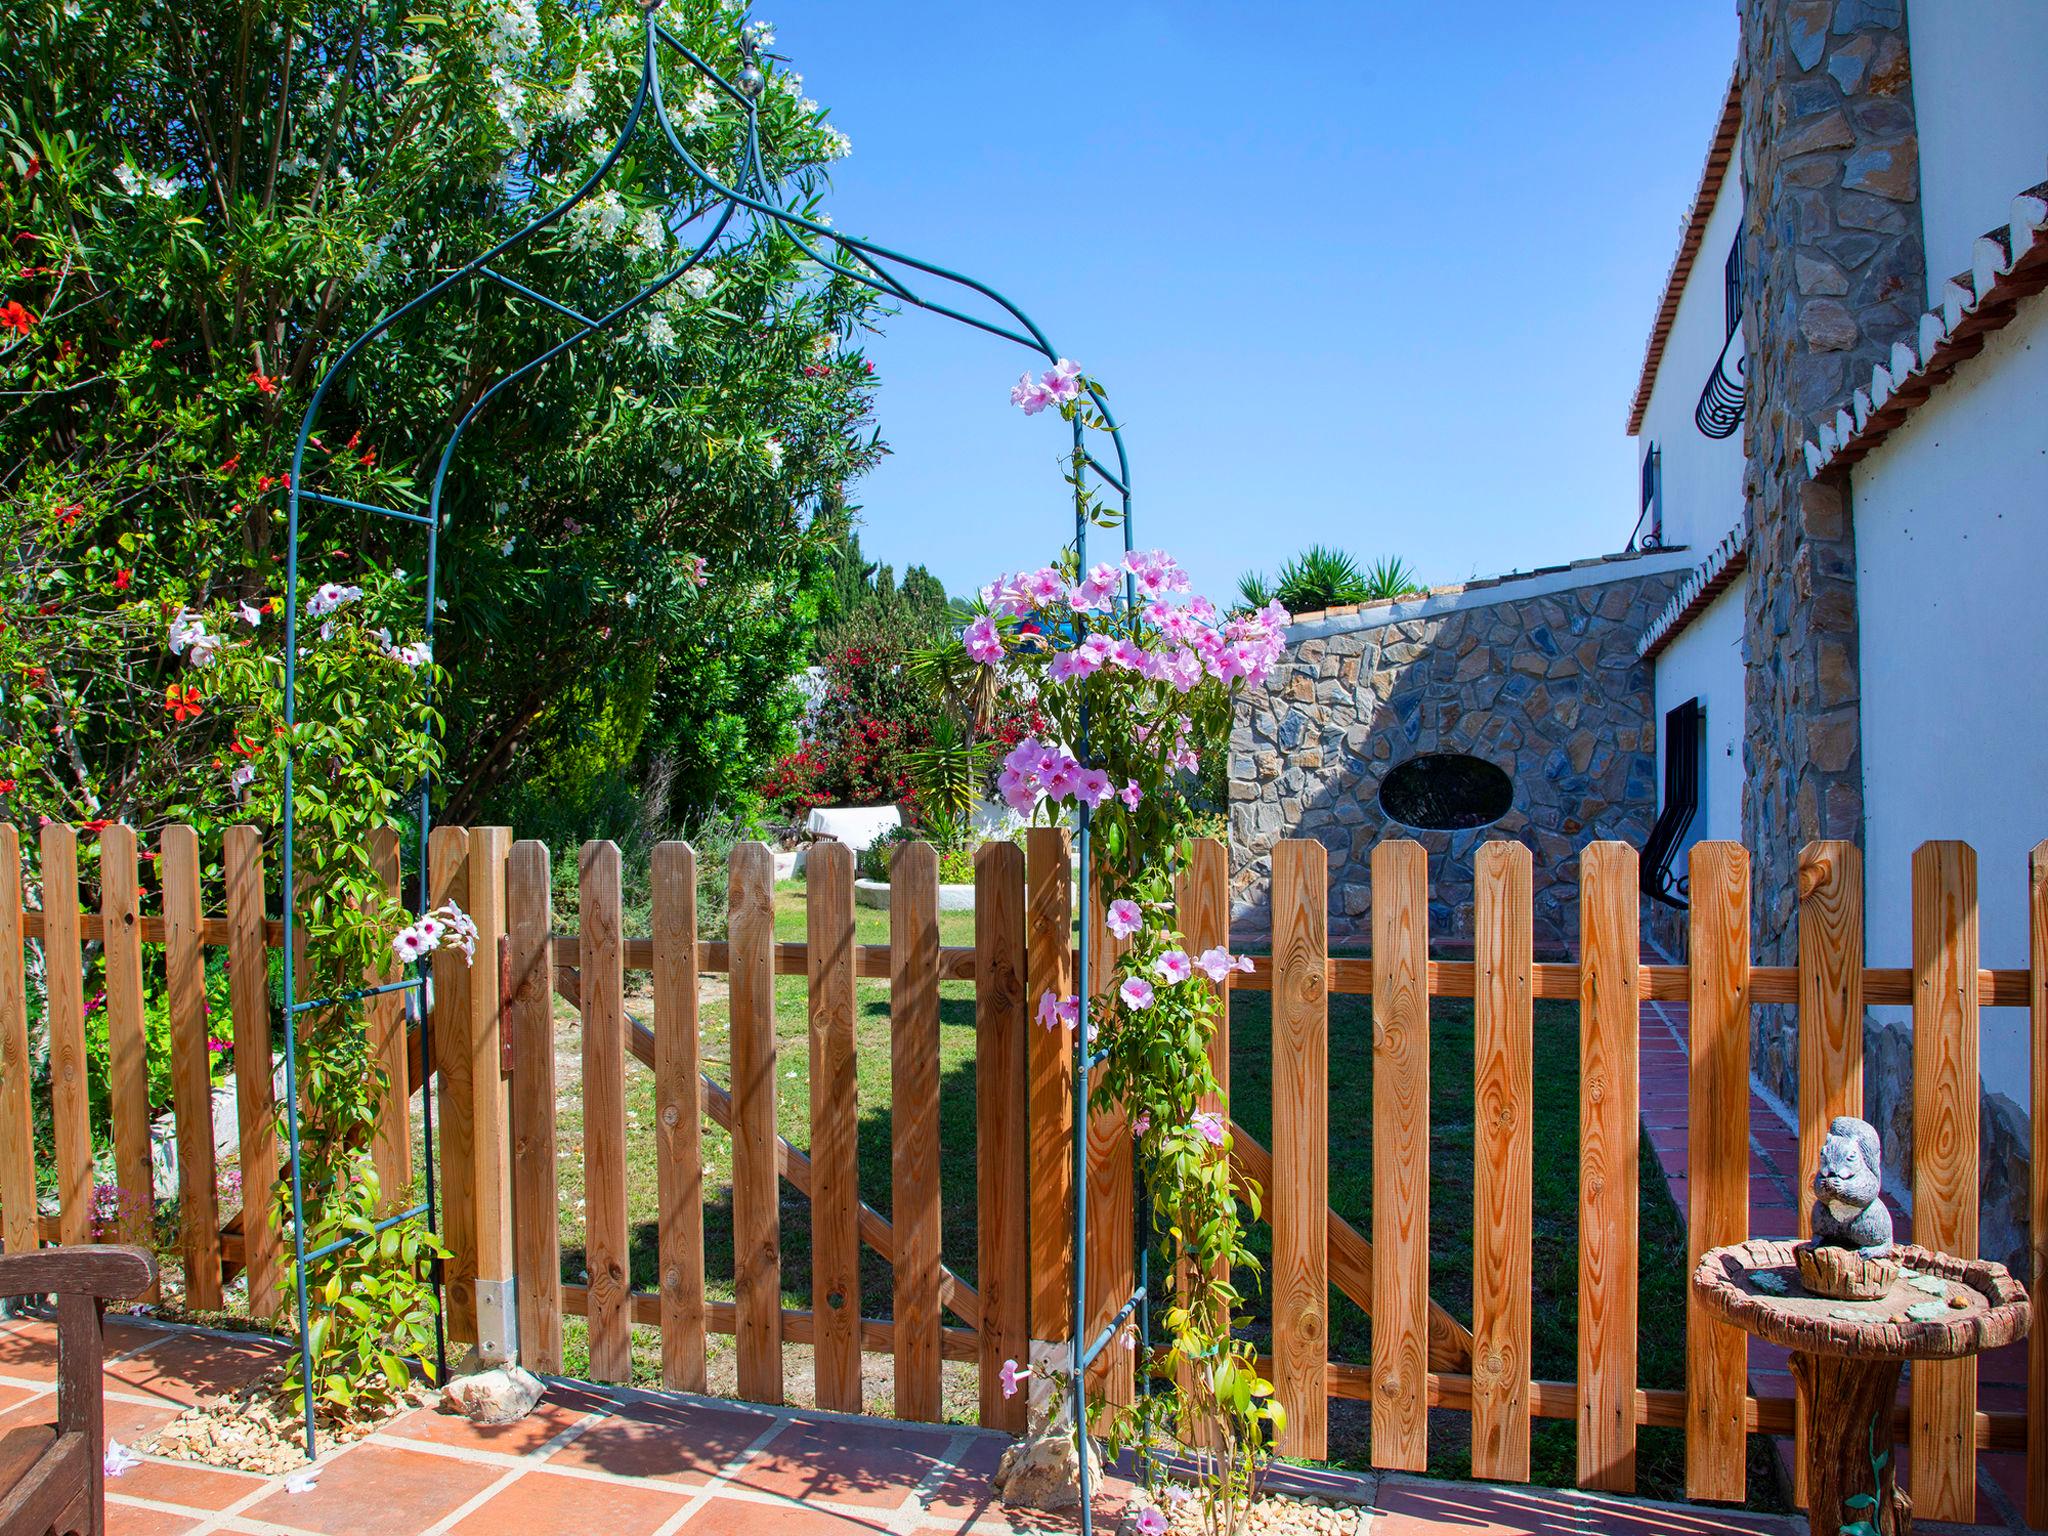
[1272,838,1329,1461]
[161,825,222,1306]
[465,826,512,1360]
[891,841,944,1421]
[1794,838,1862,1504]
[1577,841,1638,1493]
[366,830,411,1214]
[580,839,632,1383]
[806,841,859,1411]
[1471,840,1531,1482]
[976,840,1029,1432]
[431,827,479,1341]
[1910,840,1979,1524]
[1085,866,1134,1404]
[99,827,153,1258]
[1371,839,1428,1471]
[1176,837,1232,1444]
[2028,840,2048,1531]
[729,841,783,1403]
[1685,842,1750,1504]
[40,825,92,1249]
[0,827,33,1254]
[225,827,278,1316]
[655,841,707,1394]
[506,839,561,1374]
[1026,829,1073,1350]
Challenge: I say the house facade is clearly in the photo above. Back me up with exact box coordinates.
[1634,0,2048,1265]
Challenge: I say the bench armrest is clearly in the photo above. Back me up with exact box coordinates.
[0,1245,155,1301]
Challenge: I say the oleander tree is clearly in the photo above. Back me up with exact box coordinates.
[0,0,884,851]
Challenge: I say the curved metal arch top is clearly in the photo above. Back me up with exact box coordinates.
[278,7,1135,1511]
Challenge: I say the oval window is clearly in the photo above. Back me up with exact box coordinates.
[1378,753,1514,831]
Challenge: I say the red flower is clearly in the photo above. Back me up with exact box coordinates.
[80,819,110,834]
[23,667,44,682]
[113,569,132,591]
[164,684,204,723]
[151,338,167,350]
[247,370,278,395]
[346,431,361,450]
[0,301,32,336]
[220,454,240,475]
[358,449,375,467]
[56,503,82,526]
[0,781,14,795]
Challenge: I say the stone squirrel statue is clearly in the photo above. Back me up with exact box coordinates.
[1810,1115,1894,1257]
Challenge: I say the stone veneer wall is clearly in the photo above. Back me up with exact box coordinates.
[1736,0,1947,1217]
[1228,563,1683,952]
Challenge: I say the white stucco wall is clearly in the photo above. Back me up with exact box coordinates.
[1651,577,1748,864]
[1852,295,2048,1094]
[1634,160,1749,557]
[1905,0,2048,305]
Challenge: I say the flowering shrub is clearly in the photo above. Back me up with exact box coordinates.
[978,362,1291,1526]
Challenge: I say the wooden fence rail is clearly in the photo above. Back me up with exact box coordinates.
[6,825,2048,1526]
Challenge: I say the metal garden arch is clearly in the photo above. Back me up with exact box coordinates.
[281,6,1141,1515]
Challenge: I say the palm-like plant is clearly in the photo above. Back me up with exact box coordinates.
[1359,555,1423,601]
[1238,547,1423,615]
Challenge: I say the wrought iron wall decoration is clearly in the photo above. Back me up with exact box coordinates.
[280,0,1136,1505]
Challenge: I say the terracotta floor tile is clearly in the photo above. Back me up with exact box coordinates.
[544,1397,777,1485]
[676,1494,894,1536]
[106,1332,287,1406]
[384,1384,613,1457]
[242,1442,504,1536]
[108,1454,269,1512]
[104,1501,205,1536]
[729,1415,958,1508]
[445,1466,691,1536]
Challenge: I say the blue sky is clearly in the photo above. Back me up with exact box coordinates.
[767,2,1739,605]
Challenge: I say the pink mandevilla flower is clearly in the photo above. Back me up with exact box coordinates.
[1190,1111,1226,1147]
[1069,562,1122,611]
[1133,1110,1152,1137]
[1119,976,1155,1010]
[1195,946,1253,983]
[1036,991,1079,1031]
[1043,358,1083,404]
[999,1357,1031,1398]
[1071,767,1111,809]
[1119,779,1143,810]
[1105,899,1142,939]
[1010,372,1053,415]
[962,615,1003,665]
[1154,950,1192,985]
[1133,1507,1167,1536]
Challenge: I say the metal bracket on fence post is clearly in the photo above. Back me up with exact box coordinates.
[473,1277,517,1368]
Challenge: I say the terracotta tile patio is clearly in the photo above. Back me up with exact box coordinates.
[0,1307,1832,1536]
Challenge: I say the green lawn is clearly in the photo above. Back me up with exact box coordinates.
[541,875,1783,1506]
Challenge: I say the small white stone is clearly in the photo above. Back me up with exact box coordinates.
[441,1365,545,1425]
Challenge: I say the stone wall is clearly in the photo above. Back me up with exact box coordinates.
[1735,0,1927,1188]
[1228,560,1684,952]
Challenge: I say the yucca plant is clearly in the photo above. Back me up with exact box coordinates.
[1273,544,1369,613]
[1359,555,1423,601]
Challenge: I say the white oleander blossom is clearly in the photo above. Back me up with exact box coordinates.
[682,266,715,299]
[762,437,784,474]
[629,208,668,259]
[821,124,851,159]
[557,67,595,123]
[643,312,676,349]
[565,187,631,250]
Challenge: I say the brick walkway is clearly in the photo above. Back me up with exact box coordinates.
[1639,995,2033,1532]
[0,1309,1813,1536]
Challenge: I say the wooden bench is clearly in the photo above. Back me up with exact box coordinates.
[0,1246,156,1536]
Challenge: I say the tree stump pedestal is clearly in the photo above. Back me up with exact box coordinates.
[1691,1240,2028,1536]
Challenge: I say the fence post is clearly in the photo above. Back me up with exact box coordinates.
[1577,841,1638,1493]
[729,841,782,1403]
[1371,838,1429,1472]
[40,824,91,1250]
[162,825,222,1307]
[976,839,1029,1432]
[655,841,708,1395]
[1910,840,1979,1524]
[1085,864,1134,1404]
[1795,837,1863,1504]
[505,839,560,1374]
[806,841,858,1409]
[0,828,34,1254]
[1025,827,1073,1415]
[1471,840,1532,1482]
[365,830,411,1216]
[1272,838,1328,1461]
[580,839,632,1383]
[430,827,478,1342]
[464,827,513,1364]
[99,827,154,1261]
[225,826,278,1317]
[891,840,943,1421]
[1685,841,1750,1504]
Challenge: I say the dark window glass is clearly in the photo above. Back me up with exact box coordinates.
[1724,236,1745,337]
[1378,753,1514,831]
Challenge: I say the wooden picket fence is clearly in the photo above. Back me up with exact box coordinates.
[6,822,2048,1526]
